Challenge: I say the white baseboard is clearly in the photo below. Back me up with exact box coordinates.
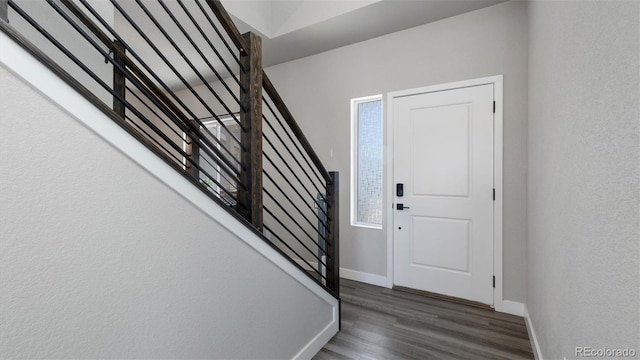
[293,306,339,360]
[340,268,388,287]
[524,305,543,360]
[495,300,525,317]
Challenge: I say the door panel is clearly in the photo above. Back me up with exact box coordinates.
[393,84,494,305]
[411,104,470,197]
[411,216,470,272]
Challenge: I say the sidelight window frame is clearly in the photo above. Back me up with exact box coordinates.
[350,95,384,229]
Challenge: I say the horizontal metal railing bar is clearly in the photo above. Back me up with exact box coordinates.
[263,151,330,222]
[63,0,247,177]
[117,0,244,135]
[263,95,326,188]
[141,0,244,119]
[123,114,186,166]
[52,0,245,186]
[263,113,327,200]
[123,112,240,202]
[59,0,189,127]
[263,137,330,219]
[262,72,332,183]
[192,150,240,196]
[158,0,244,113]
[202,1,339,294]
[79,1,246,179]
[262,224,327,281]
[176,0,244,93]
[5,0,340,297]
[263,170,329,235]
[263,188,329,256]
[0,12,340,300]
[0,15,248,220]
[125,85,186,141]
[121,112,241,205]
[75,0,246,146]
[263,206,327,267]
[195,0,244,73]
[204,0,248,56]
[18,0,186,166]
[28,0,243,202]
[200,2,334,212]
[200,178,234,207]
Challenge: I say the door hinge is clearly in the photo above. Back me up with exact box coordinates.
[493,188,495,201]
[493,276,496,288]
[493,101,496,113]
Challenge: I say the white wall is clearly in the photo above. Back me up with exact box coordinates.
[264,1,529,302]
[527,1,639,358]
[7,0,114,104]
[0,58,337,358]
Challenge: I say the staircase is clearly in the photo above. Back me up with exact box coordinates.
[0,0,339,358]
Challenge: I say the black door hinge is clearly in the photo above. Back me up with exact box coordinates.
[493,276,496,288]
[493,101,496,113]
[493,188,495,201]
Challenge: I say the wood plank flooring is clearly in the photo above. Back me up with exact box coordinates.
[314,279,534,360]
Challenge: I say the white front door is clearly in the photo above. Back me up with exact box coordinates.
[392,84,494,305]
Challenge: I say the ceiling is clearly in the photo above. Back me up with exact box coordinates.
[112,0,506,89]
[224,0,507,67]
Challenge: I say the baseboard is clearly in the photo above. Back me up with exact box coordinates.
[524,305,544,360]
[340,268,388,287]
[293,305,339,360]
[495,299,525,317]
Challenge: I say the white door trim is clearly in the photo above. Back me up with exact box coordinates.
[385,75,505,311]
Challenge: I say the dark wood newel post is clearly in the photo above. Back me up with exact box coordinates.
[112,40,126,119]
[239,32,263,230]
[326,172,340,296]
[185,121,200,179]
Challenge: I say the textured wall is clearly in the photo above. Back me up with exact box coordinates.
[264,1,529,302]
[0,66,333,359]
[527,1,639,358]
[7,0,114,104]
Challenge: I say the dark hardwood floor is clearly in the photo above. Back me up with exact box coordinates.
[314,279,534,360]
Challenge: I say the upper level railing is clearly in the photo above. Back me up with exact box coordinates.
[0,0,339,297]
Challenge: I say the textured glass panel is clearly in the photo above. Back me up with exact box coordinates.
[356,100,383,226]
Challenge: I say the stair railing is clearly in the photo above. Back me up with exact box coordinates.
[0,0,339,298]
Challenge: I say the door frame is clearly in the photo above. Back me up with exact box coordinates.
[385,75,504,310]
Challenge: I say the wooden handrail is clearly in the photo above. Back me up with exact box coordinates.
[205,0,250,55]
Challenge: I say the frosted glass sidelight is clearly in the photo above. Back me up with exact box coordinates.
[355,100,383,226]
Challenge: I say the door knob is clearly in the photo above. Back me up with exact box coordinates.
[396,203,410,210]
